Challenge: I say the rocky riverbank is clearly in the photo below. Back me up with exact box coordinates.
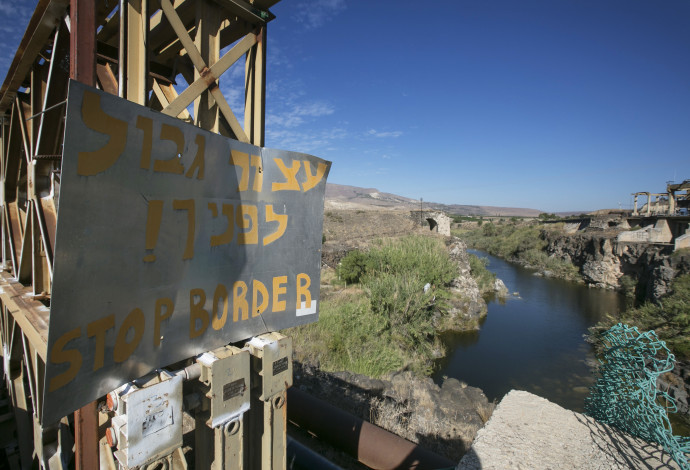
[442,238,490,327]
[292,361,494,463]
[286,225,504,465]
[542,230,690,302]
[542,230,690,427]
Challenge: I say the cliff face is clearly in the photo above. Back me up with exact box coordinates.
[446,238,488,322]
[542,231,690,302]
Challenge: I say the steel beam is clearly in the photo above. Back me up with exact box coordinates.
[70,0,96,86]
[1,2,284,468]
[69,1,99,467]
[244,26,266,146]
[126,0,148,104]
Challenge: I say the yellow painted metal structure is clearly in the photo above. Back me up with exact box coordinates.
[0,0,283,467]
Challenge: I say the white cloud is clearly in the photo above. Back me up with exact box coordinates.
[267,126,347,154]
[292,0,346,30]
[367,129,403,138]
[293,102,334,117]
[267,113,304,129]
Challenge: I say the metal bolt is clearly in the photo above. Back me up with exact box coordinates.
[105,427,117,447]
[106,391,118,412]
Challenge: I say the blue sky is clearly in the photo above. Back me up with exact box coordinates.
[2,1,690,211]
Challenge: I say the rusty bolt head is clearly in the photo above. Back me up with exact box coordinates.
[105,427,117,447]
[106,392,118,412]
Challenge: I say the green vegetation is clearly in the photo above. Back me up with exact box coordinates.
[618,274,637,299]
[469,254,496,295]
[593,274,690,360]
[456,221,581,281]
[450,215,483,223]
[287,235,476,377]
[538,212,560,220]
[287,292,407,376]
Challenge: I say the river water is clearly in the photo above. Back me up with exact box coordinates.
[433,250,625,412]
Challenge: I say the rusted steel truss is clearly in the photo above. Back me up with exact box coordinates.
[0,0,278,467]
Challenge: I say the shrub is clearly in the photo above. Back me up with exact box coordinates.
[482,222,497,237]
[365,271,435,350]
[468,254,496,294]
[593,274,690,360]
[364,236,457,287]
[289,235,460,377]
[287,293,405,377]
[619,275,637,298]
[338,250,369,284]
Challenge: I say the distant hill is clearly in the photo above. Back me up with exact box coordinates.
[325,183,544,217]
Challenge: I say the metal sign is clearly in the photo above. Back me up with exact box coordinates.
[42,81,330,424]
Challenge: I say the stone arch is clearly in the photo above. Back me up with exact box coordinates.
[427,218,438,231]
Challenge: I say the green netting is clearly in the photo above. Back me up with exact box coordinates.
[585,323,690,469]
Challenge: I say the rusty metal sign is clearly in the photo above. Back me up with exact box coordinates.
[42,81,330,424]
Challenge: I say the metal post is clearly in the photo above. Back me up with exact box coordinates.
[247,333,292,470]
[195,346,250,470]
[245,26,266,146]
[70,0,99,468]
[70,0,96,86]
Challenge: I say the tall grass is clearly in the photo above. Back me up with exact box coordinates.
[287,292,405,377]
[288,235,459,377]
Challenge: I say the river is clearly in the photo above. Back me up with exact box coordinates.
[433,250,624,412]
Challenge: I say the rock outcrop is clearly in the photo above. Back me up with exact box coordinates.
[458,390,681,470]
[446,238,487,322]
[542,231,690,302]
[293,362,493,463]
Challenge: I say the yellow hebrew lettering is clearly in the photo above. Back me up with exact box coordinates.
[263,205,288,246]
[302,161,328,192]
[233,281,249,322]
[77,90,128,176]
[113,308,145,363]
[189,288,209,339]
[252,280,268,317]
[173,199,196,259]
[230,150,250,191]
[236,205,258,245]
[48,327,83,393]
[272,159,301,191]
[143,200,164,262]
[153,298,174,347]
[87,314,115,371]
[251,154,263,191]
[209,203,234,247]
[185,134,205,180]
[136,116,153,170]
[154,124,185,174]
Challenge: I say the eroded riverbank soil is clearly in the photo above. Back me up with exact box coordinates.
[288,209,498,464]
[292,361,494,464]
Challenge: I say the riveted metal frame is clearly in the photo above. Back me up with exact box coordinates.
[0,0,280,467]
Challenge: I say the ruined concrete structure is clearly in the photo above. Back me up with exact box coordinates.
[632,180,690,216]
[410,210,452,237]
[617,219,673,244]
[555,215,689,251]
